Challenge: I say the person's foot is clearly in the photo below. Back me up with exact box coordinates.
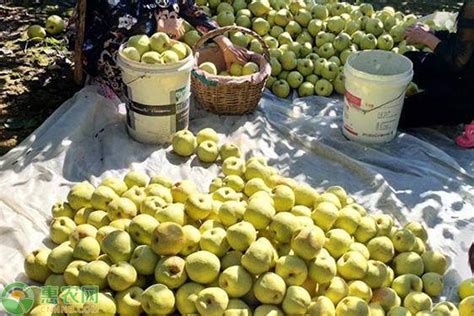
[455,123,474,148]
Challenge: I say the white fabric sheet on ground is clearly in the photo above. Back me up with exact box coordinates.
[0,86,473,301]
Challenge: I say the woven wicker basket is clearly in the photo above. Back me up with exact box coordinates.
[191,26,271,115]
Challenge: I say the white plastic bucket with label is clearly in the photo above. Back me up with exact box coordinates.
[343,50,413,143]
[117,43,194,144]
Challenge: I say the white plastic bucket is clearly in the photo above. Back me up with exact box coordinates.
[116,43,194,144]
[343,50,413,143]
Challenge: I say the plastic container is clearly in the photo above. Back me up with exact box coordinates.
[343,50,413,143]
[117,43,194,144]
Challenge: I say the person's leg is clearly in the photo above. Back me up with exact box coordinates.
[399,78,472,128]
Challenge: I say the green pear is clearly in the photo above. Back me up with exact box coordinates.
[24,248,52,282]
[50,216,77,244]
[244,178,271,197]
[367,236,395,263]
[291,225,326,260]
[308,248,337,284]
[270,212,300,243]
[422,272,444,297]
[195,287,229,316]
[154,256,187,289]
[180,225,201,255]
[312,201,339,231]
[293,183,320,207]
[107,197,138,220]
[373,214,394,236]
[324,228,352,259]
[51,201,74,218]
[213,186,242,202]
[347,203,368,216]
[222,175,245,193]
[317,276,349,305]
[115,286,143,316]
[47,243,74,273]
[421,250,448,275]
[244,198,276,229]
[275,255,308,286]
[107,261,138,291]
[458,278,474,299]
[222,157,246,177]
[254,272,287,304]
[74,207,94,224]
[78,260,110,289]
[308,296,335,316]
[171,180,197,203]
[83,292,116,316]
[69,223,97,247]
[67,181,95,210]
[348,280,373,302]
[244,160,272,181]
[219,143,242,160]
[128,214,159,245]
[109,218,131,231]
[369,303,385,316]
[226,221,257,251]
[318,192,342,209]
[218,201,246,226]
[63,260,87,285]
[219,265,253,298]
[186,193,214,220]
[404,221,428,242]
[384,266,395,288]
[102,230,135,263]
[459,296,474,316]
[337,251,369,280]
[393,252,424,276]
[129,245,159,275]
[185,250,221,284]
[150,174,173,188]
[199,227,230,257]
[73,236,100,261]
[403,291,432,315]
[91,185,119,210]
[254,305,285,316]
[144,183,173,202]
[200,219,225,233]
[176,282,205,314]
[221,251,244,270]
[140,196,167,216]
[291,205,312,217]
[140,284,175,314]
[432,301,459,316]
[241,237,276,275]
[392,274,423,298]
[354,216,378,243]
[334,207,362,234]
[224,299,251,316]
[87,210,110,228]
[281,285,311,314]
[44,274,66,287]
[349,242,370,260]
[100,176,128,195]
[336,297,371,316]
[387,306,412,316]
[122,186,147,208]
[412,237,427,255]
[362,260,389,289]
[96,226,119,246]
[271,185,295,212]
[391,229,416,252]
[372,287,402,312]
[124,171,149,188]
[151,222,185,255]
[297,215,316,228]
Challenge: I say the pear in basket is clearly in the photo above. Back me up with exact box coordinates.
[162,51,180,64]
[141,51,163,64]
[170,42,188,60]
[199,62,218,75]
[127,34,151,56]
[229,63,243,76]
[122,47,141,62]
[242,62,260,75]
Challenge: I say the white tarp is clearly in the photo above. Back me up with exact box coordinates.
[0,85,473,301]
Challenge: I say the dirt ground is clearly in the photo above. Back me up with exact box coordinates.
[0,0,463,156]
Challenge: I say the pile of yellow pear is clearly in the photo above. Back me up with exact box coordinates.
[23,127,473,315]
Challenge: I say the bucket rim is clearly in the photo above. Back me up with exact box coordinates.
[345,50,413,83]
[117,42,194,73]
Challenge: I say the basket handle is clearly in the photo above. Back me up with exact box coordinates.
[193,25,270,62]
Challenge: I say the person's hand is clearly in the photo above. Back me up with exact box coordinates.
[214,35,250,68]
[156,17,185,39]
[405,26,441,50]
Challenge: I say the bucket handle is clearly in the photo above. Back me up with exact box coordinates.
[123,74,148,86]
[356,85,409,115]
